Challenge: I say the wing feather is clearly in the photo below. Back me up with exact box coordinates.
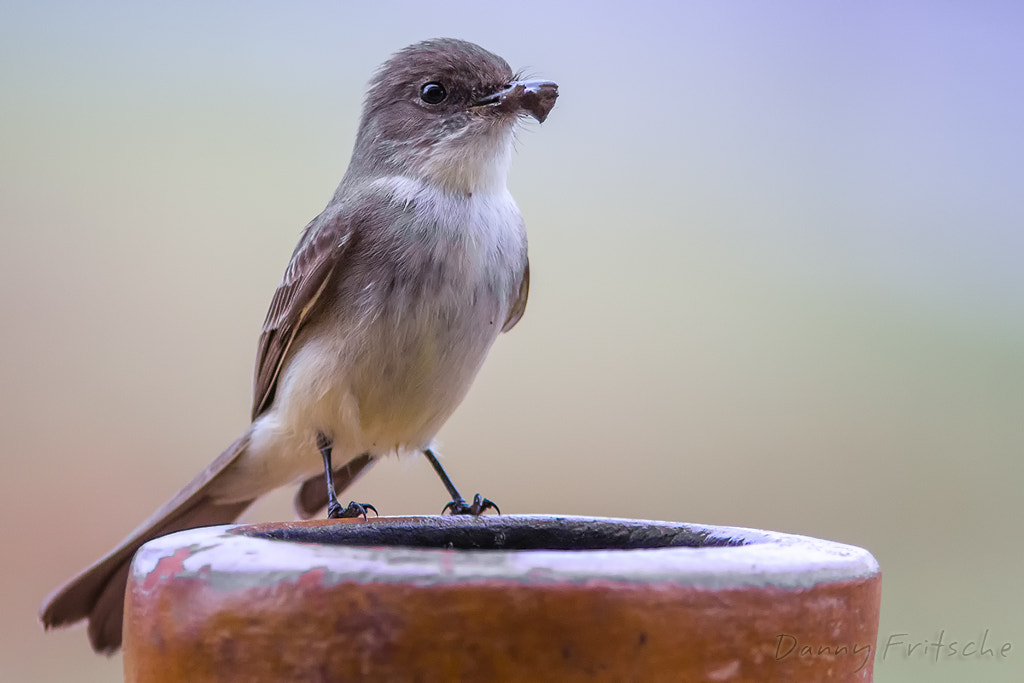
[251,219,355,420]
[502,258,530,333]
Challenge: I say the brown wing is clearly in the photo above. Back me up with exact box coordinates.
[293,452,375,519]
[251,219,356,420]
[502,258,530,332]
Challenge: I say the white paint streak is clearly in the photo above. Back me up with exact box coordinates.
[132,516,881,591]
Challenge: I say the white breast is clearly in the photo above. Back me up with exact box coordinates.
[231,177,527,499]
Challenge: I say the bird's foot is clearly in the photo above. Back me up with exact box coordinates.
[327,500,378,519]
[442,493,499,516]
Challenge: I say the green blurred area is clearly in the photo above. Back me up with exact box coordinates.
[2,2,1021,681]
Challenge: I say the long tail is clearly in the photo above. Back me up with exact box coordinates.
[40,434,255,653]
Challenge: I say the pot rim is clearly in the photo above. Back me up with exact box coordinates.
[131,514,878,591]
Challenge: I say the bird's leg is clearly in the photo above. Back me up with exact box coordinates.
[317,433,378,519]
[423,448,499,515]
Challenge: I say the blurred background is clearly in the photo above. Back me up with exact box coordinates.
[2,1,1021,681]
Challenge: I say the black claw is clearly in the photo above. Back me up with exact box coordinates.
[328,500,378,519]
[422,449,498,516]
[443,493,499,516]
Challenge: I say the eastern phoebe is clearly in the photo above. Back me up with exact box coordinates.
[40,38,557,653]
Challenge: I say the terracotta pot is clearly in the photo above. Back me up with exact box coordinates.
[123,515,881,682]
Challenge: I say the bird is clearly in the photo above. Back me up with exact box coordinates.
[40,37,557,653]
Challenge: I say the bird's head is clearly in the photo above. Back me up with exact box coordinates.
[350,39,558,194]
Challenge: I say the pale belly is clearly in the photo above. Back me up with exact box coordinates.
[220,261,517,501]
[237,290,503,493]
[209,180,526,503]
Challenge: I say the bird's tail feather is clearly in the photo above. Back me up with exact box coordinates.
[39,433,255,653]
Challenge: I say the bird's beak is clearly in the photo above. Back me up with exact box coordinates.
[474,80,559,123]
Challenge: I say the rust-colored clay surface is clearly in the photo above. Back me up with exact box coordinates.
[123,516,881,682]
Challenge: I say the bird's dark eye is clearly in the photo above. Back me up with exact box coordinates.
[419,82,447,104]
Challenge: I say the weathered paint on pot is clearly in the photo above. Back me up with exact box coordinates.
[123,515,881,682]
